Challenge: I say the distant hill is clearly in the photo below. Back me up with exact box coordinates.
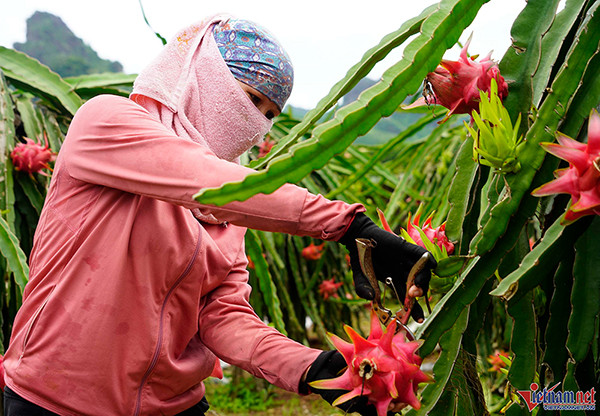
[14,11,123,77]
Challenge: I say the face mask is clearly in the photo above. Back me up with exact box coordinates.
[179,31,273,162]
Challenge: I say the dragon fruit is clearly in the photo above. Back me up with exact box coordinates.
[11,134,56,176]
[423,37,508,123]
[257,136,275,158]
[302,242,325,260]
[318,278,343,300]
[532,109,600,223]
[309,312,431,416]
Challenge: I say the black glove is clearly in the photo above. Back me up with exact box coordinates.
[339,213,437,322]
[302,350,378,416]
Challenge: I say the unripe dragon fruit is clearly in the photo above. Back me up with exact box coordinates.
[11,135,56,176]
[423,37,508,123]
[532,110,600,223]
[309,312,431,416]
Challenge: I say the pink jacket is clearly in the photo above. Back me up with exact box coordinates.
[3,95,364,415]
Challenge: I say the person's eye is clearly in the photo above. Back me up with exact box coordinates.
[248,92,261,106]
[265,111,275,120]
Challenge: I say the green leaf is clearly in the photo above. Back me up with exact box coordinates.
[250,3,438,170]
[531,0,590,105]
[499,0,562,120]
[15,94,44,141]
[560,45,600,137]
[405,307,469,416]
[489,215,592,302]
[64,72,137,89]
[17,176,45,216]
[541,253,574,388]
[417,191,539,357]
[0,215,29,292]
[245,230,286,335]
[445,135,478,242]
[566,217,600,363]
[507,293,537,391]
[434,255,470,278]
[0,46,82,115]
[470,1,600,255]
[0,71,16,230]
[64,73,136,100]
[325,112,440,198]
[195,0,490,206]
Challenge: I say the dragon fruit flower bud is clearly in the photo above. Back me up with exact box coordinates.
[532,109,600,223]
[406,212,455,255]
[465,78,525,174]
[424,37,508,123]
[11,134,56,176]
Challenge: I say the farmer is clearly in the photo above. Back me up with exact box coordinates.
[2,15,435,416]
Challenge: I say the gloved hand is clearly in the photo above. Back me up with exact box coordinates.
[302,350,378,416]
[339,213,437,322]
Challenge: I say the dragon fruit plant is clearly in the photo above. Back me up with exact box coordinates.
[309,311,431,416]
[532,109,600,223]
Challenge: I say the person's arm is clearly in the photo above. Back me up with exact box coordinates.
[61,95,363,240]
[197,248,321,393]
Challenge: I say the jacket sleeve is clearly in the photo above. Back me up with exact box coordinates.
[198,248,322,393]
[60,95,364,240]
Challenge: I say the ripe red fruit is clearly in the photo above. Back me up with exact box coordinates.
[309,312,431,416]
[318,278,343,300]
[11,134,56,176]
[424,37,508,123]
[302,242,325,260]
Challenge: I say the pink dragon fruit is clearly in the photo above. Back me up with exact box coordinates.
[318,278,343,300]
[423,37,508,123]
[302,242,325,260]
[257,136,275,158]
[11,134,56,176]
[309,312,431,416]
[532,110,600,223]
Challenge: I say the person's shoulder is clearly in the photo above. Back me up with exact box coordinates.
[73,95,149,124]
[79,94,138,113]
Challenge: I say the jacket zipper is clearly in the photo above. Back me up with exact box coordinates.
[133,222,202,416]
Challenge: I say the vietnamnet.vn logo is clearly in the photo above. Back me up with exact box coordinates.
[516,382,596,412]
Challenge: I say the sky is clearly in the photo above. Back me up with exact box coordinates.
[0,1,531,109]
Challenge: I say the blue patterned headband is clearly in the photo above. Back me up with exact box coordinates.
[213,19,293,111]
